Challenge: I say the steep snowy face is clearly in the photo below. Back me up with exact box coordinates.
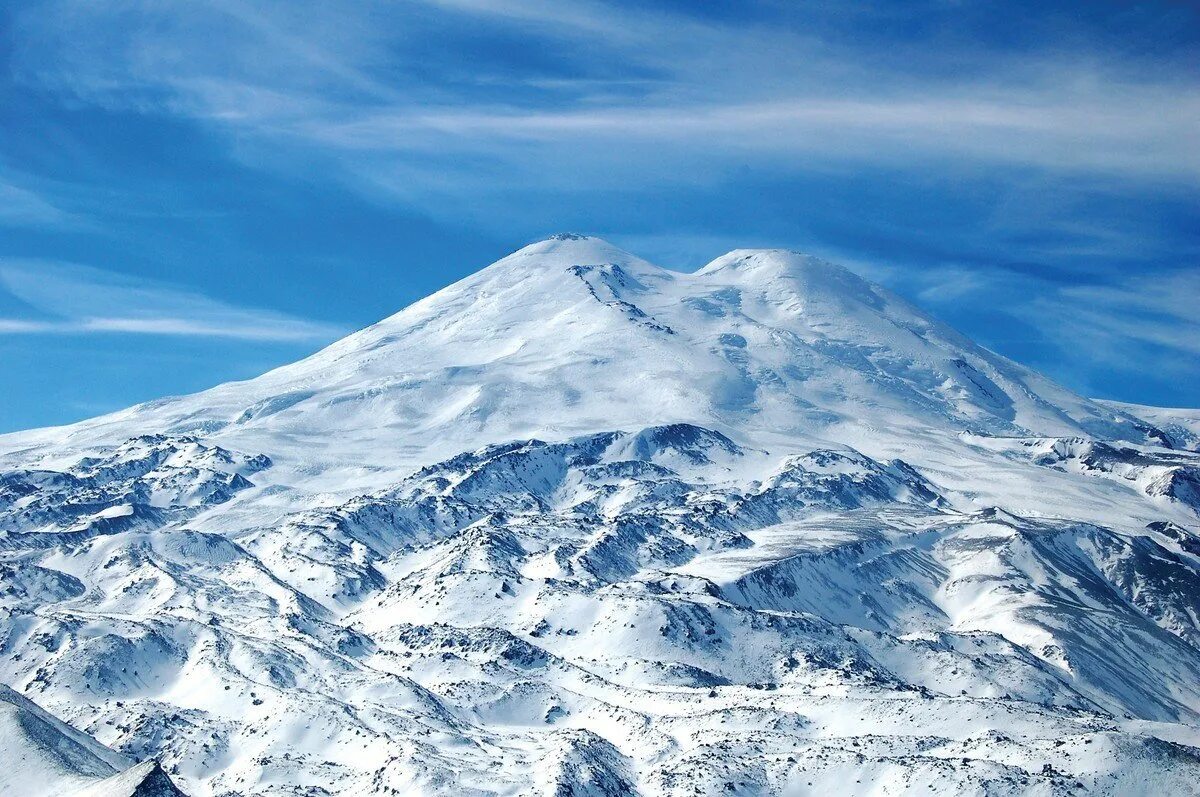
[2,236,1200,797]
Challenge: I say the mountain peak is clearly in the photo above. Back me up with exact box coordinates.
[0,236,1155,477]
[479,234,665,285]
[697,248,888,315]
[498,233,636,265]
[699,248,853,283]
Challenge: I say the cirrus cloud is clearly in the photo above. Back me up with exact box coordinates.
[0,260,343,342]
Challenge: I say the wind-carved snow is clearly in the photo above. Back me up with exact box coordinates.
[2,235,1200,795]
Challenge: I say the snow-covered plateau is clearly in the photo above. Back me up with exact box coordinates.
[2,234,1200,796]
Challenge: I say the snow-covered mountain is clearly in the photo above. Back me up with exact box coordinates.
[2,234,1199,795]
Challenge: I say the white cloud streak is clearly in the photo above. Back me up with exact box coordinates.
[1034,271,1200,358]
[281,90,1200,184]
[0,180,75,228]
[891,260,1200,386]
[0,260,343,342]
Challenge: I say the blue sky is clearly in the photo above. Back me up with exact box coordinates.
[1,0,1197,432]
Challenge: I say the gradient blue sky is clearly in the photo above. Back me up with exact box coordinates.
[1,0,1198,433]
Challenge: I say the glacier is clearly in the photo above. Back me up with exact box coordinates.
[1,234,1199,795]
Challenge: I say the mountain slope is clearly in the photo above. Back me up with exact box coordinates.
[0,684,186,796]
[1,235,1199,796]
[0,236,1160,491]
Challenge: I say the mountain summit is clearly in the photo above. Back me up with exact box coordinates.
[2,240,1199,795]
[0,236,1155,491]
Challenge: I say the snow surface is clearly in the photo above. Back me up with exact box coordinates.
[0,683,184,796]
[1,234,1199,795]
[1099,400,1200,452]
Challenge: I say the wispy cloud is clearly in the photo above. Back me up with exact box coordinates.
[11,1,1198,208]
[282,89,1199,185]
[1029,270,1200,359]
[0,261,343,342]
[0,179,76,228]
[0,318,60,333]
[882,259,1200,396]
[910,263,1200,358]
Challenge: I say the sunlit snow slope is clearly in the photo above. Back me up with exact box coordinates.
[2,235,1199,796]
